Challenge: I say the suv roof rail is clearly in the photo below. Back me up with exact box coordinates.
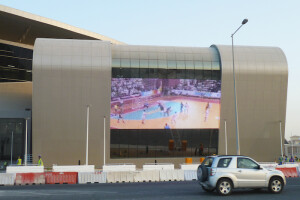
[216,155,246,157]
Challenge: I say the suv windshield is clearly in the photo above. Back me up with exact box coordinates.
[203,157,214,167]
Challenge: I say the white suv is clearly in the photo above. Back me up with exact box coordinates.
[197,155,286,196]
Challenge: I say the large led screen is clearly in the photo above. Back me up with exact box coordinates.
[111,78,221,129]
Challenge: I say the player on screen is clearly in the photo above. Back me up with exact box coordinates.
[144,102,149,110]
[117,112,125,124]
[158,102,165,115]
[184,102,189,114]
[171,112,177,124]
[141,110,147,124]
[180,102,184,113]
[114,104,119,116]
[165,106,172,117]
[204,102,211,122]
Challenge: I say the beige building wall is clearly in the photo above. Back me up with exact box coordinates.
[32,39,111,167]
[215,45,288,162]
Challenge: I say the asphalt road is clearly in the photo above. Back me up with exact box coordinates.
[0,178,299,200]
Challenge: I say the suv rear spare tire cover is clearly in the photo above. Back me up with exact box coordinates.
[198,164,208,182]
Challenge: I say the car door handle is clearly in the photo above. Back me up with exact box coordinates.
[238,170,242,173]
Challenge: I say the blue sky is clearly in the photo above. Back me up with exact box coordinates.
[1,0,299,139]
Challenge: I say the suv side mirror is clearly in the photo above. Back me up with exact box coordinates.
[258,165,263,170]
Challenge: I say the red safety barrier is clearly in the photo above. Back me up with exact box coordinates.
[15,173,45,185]
[276,167,299,178]
[45,172,78,184]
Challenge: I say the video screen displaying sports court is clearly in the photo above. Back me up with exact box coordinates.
[111,78,221,129]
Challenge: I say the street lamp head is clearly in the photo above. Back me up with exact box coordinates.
[242,19,248,25]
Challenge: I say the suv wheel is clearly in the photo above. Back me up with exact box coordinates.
[216,178,233,196]
[268,177,284,194]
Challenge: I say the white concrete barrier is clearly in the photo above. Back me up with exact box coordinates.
[184,170,197,181]
[78,172,106,184]
[133,170,160,182]
[0,173,16,186]
[180,164,200,170]
[159,170,184,181]
[143,163,174,171]
[103,164,136,172]
[276,163,299,168]
[106,171,134,183]
[6,166,44,173]
[52,165,95,173]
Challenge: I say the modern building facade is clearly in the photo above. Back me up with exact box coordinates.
[32,39,288,168]
[0,5,288,168]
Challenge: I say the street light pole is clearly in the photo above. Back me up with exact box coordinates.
[86,105,90,165]
[279,121,283,157]
[25,118,28,165]
[231,18,248,155]
[103,116,106,166]
[24,108,31,166]
[224,120,228,155]
[11,131,13,165]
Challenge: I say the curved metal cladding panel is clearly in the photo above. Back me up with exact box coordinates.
[32,39,111,167]
[213,45,288,161]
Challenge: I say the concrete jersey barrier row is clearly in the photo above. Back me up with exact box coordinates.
[78,172,107,184]
[0,173,16,186]
[143,163,174,171]
[6,166,44,173]
[2,164,300,186]
[103,164,136,172]
[159,170,184,181]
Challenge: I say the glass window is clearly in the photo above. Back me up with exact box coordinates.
[0,43,33,82]
[185,61,194,70]
[158,60,167,69]
[130,59,139,68]
[176,61,185,69]
[120,68,131,78]
[121,59,130,68]
[112,67,121,78]
[149,60,158,68]
[186,69,195,79]
[212,61,220,70]
[195,70,204,80]
[158,68,167,79]
[140,68,149,78]
[140,60,148,68]
[166,69,176,79]
[237,158,259,169]
[0,119,25,163]
[203,157,214,167]
[110,129,219,158]
[112,59,120,68]
[149,68,158,78]
[203,70,212,80]
[167,60,176,69]
[194,61,203,70]
[203,62,212,70]
[176,69,186,79]
[217,158,232,168]
[130,68,140,78]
